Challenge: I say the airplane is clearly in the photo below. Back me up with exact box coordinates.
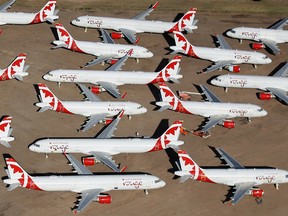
[29,109,184,172]
[43,51,183,98]
[0,116,14,147]
[226,18,288,55]
[0,53,29,81]
[0,0,59,25]
[169,32,272,73]
[71,2,198,44]
[174,148,288,205]
[52,23,153,67]
[155,82,267,137]
[3,153,166,213]
[34,83,147,132]
[211,62,288,105]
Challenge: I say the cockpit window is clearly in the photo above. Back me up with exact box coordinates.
[137,106,143,109]
[215,77,221,81]
[230,30,236,34]
[286,175,288,178]
[263,56,268,59]
[75,18,80,22]
[155,179,161,183]
[257,108,263,112]
[34,144,40,147]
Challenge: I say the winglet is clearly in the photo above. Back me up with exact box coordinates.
[120,165,127,172]
[121,92,127,99]
[152,1,159,9]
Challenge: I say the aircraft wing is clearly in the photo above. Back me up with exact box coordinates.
[78,83,102,102]
[90,151,120,172]
[260,38,280,55]
[199,85,222,102]
[272,62,288,77]
[268,18,288,30]
[76,189,104,213]
[203,60,234,73]
[132,2,159,20]
[231,182,257,205]
[84,55,115,68]
[216,34,232,50]
[81,114,109,132]
[119,28,137,44]
[0,0,16,12]
[65,153,93,175]
[200,115,229,133]
[97,81,120,98]
[266,87,288,105]
[106,49,132,71]
[215,148,244,169]
[100,28,115,44]
[96,110,124,139]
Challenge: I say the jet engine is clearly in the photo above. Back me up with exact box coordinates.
[90,86,106,94]
[220,120,235,129]
[227,65,240,73]
[100,119,113,125]
[110,32,124,39]
[258,92,275,100]
[251,43,265,50]
[82,157,100,166]
[248,189,264,198]
[94,195,112,204]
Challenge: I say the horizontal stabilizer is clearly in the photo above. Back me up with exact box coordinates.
[51,44,68,49]
[157,105,171,112]
[23,65,30,72]
[0,140,11,147]
[7,183,20,191]
[168,77,180,83]
[166,144,180,151]
[179,175,192,183]
[13,75,23,81]
[38,106,51,113]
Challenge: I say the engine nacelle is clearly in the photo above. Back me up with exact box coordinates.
[95,195,112,204]
[258,92,275,100]
[110,32,124,39]
[90,86,106,94]
[227,65,240,73]
[221,120,235,129]
[251,43,265,50]
[106,59,118,65]
[248,189,264,198]
[82,157,100,166]
[99,118,113,125]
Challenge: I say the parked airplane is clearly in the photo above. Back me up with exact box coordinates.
[0,0,59,25]
[43,51,183,98]
[170,32,272,73]
[211,62,288,105]
[52,23,153,67]
[71,2,198,44]
[175,148,288,205]
[29,110,184,172]
[0,53,29,81]
[0,116,14,147]
[3,153,166,213]
[226,18,288,55]
[35,83,147,132]
[155,82,267,137]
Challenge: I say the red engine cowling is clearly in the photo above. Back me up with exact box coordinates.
[251,43,265,50]
[96,195,112,204]
[103,119,113,125]
[222,120,235,129]
[110,32,124,39]
[106,59,118,65]
[90,86,105,94]
[250,189,264,198]
[228,65,240,73]
[259,92,274,100]
[82,157,96,166]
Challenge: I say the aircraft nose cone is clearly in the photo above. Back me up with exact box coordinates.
[147,51,153,58]
[71,19,77,26]
[28,144,35,152]
[210,78,217,85]
[160,180,166,188]
[42,74,49,80]
[142,107,148,113]
[266,57,272,64]
[262,109,268,116]
[226,30,232,37]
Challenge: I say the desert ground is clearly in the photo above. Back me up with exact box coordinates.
[0,0,287,215]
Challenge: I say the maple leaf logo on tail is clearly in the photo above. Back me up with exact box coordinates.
[30,0,57,24]
[4,156,42,190]
[168,8,197,32]
[0,54,27,81]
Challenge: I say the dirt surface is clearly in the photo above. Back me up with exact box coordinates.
[0,0,288,215]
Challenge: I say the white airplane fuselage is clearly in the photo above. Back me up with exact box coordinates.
[0,12,38,25]
[158,101,267,118]
[71,16,177,34]
[43,69,182,85]
[36,101,147,117]
[4,174,166,192]
[227,27,288,44]
[184,168,288,186]
[192,46,271,65]
[30,138,184,154]
[211,74,288,91]
[52,40,153,59]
